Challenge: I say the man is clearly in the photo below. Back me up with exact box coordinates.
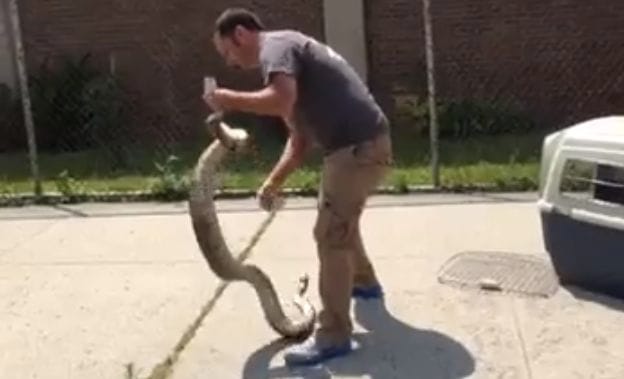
[204,7,392,366]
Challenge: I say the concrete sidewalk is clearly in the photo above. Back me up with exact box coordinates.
[1,193,624,379]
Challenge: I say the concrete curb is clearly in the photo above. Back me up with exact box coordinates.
[0,182,537,208]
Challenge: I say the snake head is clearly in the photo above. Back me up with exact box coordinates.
[205,112,249,152]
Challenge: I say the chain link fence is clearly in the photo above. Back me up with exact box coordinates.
[1,47,191,203]
[1,1,622,204]
[0,0,293,205]
[385,0,624,193]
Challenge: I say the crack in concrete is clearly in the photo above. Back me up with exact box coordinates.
[510,298,534,379]
[142,209,279,379]
[51,204,89,217]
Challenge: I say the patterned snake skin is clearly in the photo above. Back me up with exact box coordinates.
[188,112,316,340]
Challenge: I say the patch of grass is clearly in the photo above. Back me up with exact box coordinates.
[0,129,547,198]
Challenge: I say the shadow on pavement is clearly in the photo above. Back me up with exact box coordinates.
[566,285,624,313]
[242,297,475,378]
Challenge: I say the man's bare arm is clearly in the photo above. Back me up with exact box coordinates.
[263,122,308,189]
[202,72,305,190]
[205,73,297,119]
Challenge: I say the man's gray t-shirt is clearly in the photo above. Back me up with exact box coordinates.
[259,30,388,153]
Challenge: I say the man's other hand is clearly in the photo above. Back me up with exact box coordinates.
[257,179,280,211]
[202,88,235,112]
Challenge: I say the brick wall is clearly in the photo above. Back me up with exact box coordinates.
[17,0,324,146]
[12,0,624,149]
[366,0,624,128]
[365,0,426,112]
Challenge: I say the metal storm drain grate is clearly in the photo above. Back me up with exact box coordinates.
[438,251,559,297]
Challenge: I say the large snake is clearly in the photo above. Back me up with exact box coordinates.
[187,112,316,340]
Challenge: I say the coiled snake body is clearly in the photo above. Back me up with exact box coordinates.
[188,112,316,340]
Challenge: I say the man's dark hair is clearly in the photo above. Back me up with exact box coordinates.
[215,8,265,37]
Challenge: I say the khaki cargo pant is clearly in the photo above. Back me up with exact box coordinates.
[313,131,393,345]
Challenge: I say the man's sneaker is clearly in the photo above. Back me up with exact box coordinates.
[283,336,356,367]
[352,284,384,299]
